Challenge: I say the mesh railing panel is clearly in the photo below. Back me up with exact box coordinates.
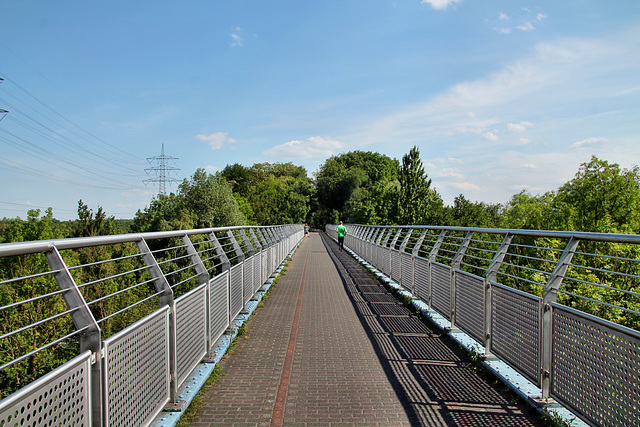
[491,284,540,384]
[391,250,401,283]
[229,264,243,320]
[104,307,170,427]
[454,270,485,343]
[175,284,207,388]
[243,255,254,306]
[551,304,640,427]
[401,252,413,291]
[209,271,230,345]
[0,351,92,426]
[414,256,429,300]
[253,254,262,294]
[431,262,451,320]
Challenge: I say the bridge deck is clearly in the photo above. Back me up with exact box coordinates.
[189,232,543,426]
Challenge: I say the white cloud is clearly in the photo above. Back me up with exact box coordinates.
[451,182,482,191]
[230,27,243,47]
[507,121,534,132]
[204,165,220,173]
[421,0,462,10]
[499,12,509,21]
[483,131,499,141]
[195,132,237,150]
[517,21,535,31]
[263,136,348,159]
[570,137,609,149]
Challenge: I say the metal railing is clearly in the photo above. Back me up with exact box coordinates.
[0,224,303,426]
[328,224,640,427]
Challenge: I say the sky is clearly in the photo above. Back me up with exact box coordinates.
[1,0,639,221]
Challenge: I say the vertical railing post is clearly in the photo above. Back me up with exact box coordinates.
[239,229,255,257]
[249,228,263,253]
[46,246,103,427]
[483,233,513,355]
[540,237,579,397]
[136,238,181,406]
[210,232,230,272]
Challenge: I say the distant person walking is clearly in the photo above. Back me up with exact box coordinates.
[336,221,347,251]
[304,223,309,237]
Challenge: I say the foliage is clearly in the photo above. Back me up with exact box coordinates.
[220,162,313,225]
[315,151,399,225]
[397,146,446,226]
[133,168,246,232]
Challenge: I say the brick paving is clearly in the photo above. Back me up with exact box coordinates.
[189,232,544,426]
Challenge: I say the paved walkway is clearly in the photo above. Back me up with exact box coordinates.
[189,232,543,426]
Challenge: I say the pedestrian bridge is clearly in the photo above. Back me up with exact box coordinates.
[0,223,639,426]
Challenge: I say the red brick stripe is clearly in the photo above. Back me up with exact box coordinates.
[270,240,309,427]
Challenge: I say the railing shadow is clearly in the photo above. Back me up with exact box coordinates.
[321,233,543,427]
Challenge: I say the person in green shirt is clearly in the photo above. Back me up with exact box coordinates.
[336,221,347,251]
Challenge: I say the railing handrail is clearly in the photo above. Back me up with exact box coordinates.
[348,223,640,243]
[0,225,290,257]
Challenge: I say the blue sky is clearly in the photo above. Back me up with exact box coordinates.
[1,0,639,221]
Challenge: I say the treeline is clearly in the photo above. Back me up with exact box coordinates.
[1,149,639,239]
[315,149,640,235]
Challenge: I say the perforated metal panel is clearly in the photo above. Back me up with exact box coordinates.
[229,264,243,320]
[454,270,484,343]
[210,272,229,346]
[253,254,262,293]
[243,256,254,305]
[491,284,540,384]
[104,307,170,427]
[414,256,429,300]
[176,284,207,388]
[0,351,92,426]
[400,252,413,291]
[431,262,451,320]
[391,250,401,283]
[261,251,268,285]
[551,304,640,427]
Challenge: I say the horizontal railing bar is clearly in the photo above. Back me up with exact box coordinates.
[557,290,640,316]
[77,265,150,288]
[349,224,640,244]
[96,291,163,324]
[0,269,58,286]
[0,327,89,371]
[0,286,68,312]
[0,305,80,341]
[0,225,282,257]
[86,277,157,308]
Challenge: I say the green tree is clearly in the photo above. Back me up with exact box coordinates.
[397,146,445,225]
[555,156,640,233]
[315,151,399,225]
[133,168,245,232]
[449,194,501,228]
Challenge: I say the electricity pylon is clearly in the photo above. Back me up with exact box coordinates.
[143,144,180,195]
[0,78,7,122]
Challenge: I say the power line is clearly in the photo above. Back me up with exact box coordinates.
[143,144,180,195]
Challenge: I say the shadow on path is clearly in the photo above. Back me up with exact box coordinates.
[322,233,544,427]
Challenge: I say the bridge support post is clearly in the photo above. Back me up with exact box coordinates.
[483,233,513,355]
[540,237,579,398]
[46,246,103,427]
